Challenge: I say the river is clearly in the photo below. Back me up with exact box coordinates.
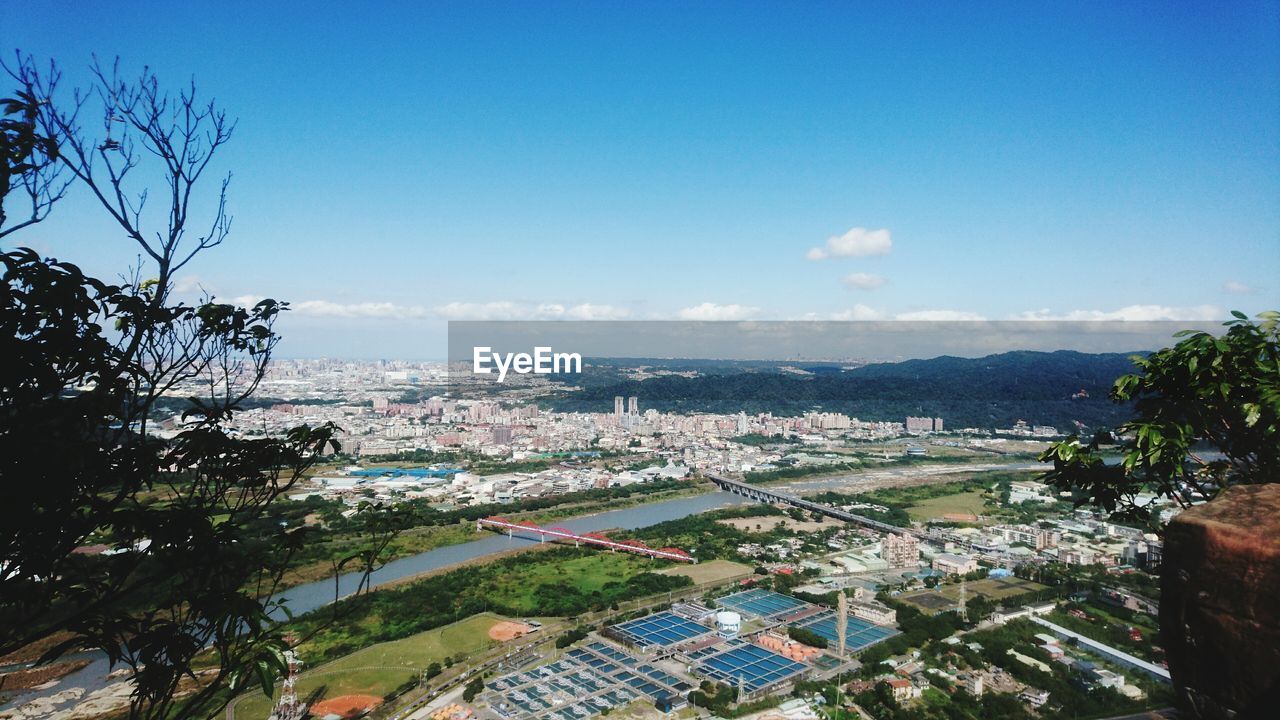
[2,460,1034,712]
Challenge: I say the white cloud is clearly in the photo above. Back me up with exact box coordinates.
[293,300,430,319]
[676,302,760,321]
[430,301,525,320]
[829,304,885,320]
[433,301,631,320]
[1223,281,1256,295]
[229,294,266,308]
[841,272,885,290]
[172,275,207,294]
[806,227,892,261]
[1012,304,1223,321]
[220,298,630,321]
[894,309,988,321]
[564,303,631,320]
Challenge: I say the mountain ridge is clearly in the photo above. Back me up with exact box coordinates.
[549,349,1144,431]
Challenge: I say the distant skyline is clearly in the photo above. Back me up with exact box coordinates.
[6,1,1279,357]
[446,320,1207,365]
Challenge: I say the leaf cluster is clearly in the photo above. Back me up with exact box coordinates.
[1040,312,1280,519]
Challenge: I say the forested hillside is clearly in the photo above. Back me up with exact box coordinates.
[550,350,1142,430]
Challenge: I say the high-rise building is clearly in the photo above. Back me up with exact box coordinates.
[933,417,944,432]
[613,396,624,417]
[492,426,514,444]
[627,396,638,415]
[881,533,920,567]
[905,416,932,433]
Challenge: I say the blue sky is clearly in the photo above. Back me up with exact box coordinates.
[6,1,1279,357]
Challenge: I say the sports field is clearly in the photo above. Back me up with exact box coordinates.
[232,612,509,720]
[899,576,1047,613]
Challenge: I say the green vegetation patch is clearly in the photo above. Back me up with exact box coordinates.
[899,577,1049,615]
[1046,600,1163,665]
[936,576,1048,601]
[482,552,672,615]
[655,559,752,585]
[954,619,1173,718]
[233,613,504,720]
[905,490,989,521]
[290,547,691,665]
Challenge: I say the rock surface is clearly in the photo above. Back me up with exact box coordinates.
[1161,483,1280,719]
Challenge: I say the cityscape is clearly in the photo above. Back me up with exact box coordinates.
[3,4,1278,720]
[5,356,1187,720]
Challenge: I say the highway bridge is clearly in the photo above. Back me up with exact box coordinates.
[705,472,922,538]
[705,473,1017,564]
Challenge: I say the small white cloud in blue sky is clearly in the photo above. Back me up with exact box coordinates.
[1223,281,1256,295]
[676,303,760,321]
[806,228,892,261]
[896,309,987,321]
[1012,305,1222,321]
[828,304,884,320]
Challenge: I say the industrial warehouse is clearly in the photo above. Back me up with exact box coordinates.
[481,588,898,719]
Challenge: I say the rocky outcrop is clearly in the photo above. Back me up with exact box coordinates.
[1161,483,1280,719]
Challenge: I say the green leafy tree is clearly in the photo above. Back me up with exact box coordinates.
[0,55,402,720]
[786,625,828,649]
[1041,313,1279,520]
[965,594,994,625]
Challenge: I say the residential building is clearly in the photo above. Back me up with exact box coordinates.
[885,678,919,703]
[1020,689,1050,708]
[850,601,897,626]
[932,553,978,576]
[881,533,920,567]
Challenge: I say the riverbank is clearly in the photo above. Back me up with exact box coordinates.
[748,454,1037,486]
[274,482,712,590]
[3,459,1037,716]
[0,660,91,694]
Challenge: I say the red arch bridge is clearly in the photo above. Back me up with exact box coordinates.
[476,517,695,563]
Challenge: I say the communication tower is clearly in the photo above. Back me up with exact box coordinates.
[268,648,304,720]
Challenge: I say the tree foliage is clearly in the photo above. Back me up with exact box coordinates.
[553,350,1142,429]
[462,677,484,703]
[0,57,68,238]
[1041,313,1280,520]
[786,625,828,649]
[0,55,401,719]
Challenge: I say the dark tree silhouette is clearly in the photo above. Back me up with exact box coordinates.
[0,55,70,238]
[0,55,404,719]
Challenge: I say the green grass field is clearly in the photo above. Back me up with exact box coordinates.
[232,612,507,720]
[480,552,660,613]
[656,559,751,585]
[936,576,1046,600]
[906,490,989,521]
[900,576,1049,613]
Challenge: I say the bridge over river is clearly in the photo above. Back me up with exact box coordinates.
[705,472,925,538]
[704,472,1011,565]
